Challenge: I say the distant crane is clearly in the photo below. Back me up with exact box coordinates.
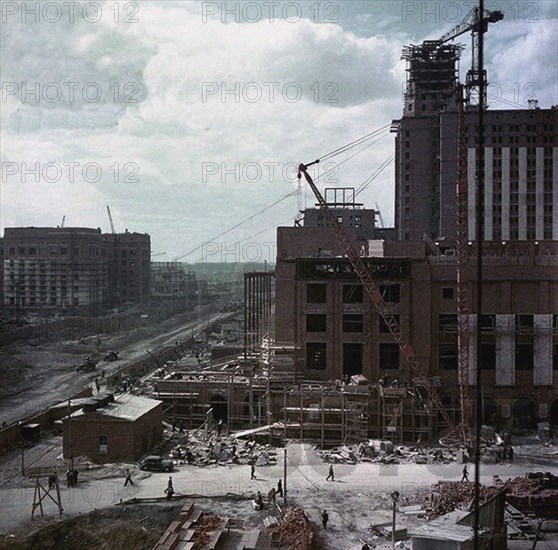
[106,206,116,234]
[438,7,503,106]
[374,203,385,228]
[151,252,167,258]
[60,215,66,228]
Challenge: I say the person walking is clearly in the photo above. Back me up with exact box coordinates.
[461,465,469,482]
[276,479,283,498]
[321,510,329,529]
[326,464,334,481]
[124,468,134,486]
[217,419,223,436]
[165,476,174,499]
[250,463,256,480]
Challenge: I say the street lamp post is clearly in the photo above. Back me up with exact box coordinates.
[391,490,400,549]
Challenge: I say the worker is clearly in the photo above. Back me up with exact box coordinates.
[48,474,57,490]
[250,463,256,480]
[461,465,469,482]
[217,418,223,436]
[66,470,73,488]
[268,487,276,507]
[254,491,263,510]
[72,469,79,486]
[276,479,283,498]
[172,420,176,432]
[165,476,174,499]
[321,510,329,529]
[326,464,334,481]
[124,468,134,486]
[95,378,100,393]
[179,420,184,434]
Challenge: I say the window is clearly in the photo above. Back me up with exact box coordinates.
[379,314,399,333]
[515,343,534,371]
[60,247,67,256]
[439,342,457,369]
[380,343,399,369]
[307,283,327,303]
[442,287,455,299]
[479,314,495,330]
[480,343,496,370]
[343,314,363,333]
[343,284,363,303]
[306,314,327,332]
[306,343,326,370]
[439,314,458,333]
[380,284,400,303]
[99,435,108,454]
[343,343,363,377]
[28,247,36,255]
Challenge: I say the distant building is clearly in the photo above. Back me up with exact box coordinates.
[392,40,558,241]
[104,230,151,307]
[63,393,163,463]
[151,262,197,310]
[2,227,108,315]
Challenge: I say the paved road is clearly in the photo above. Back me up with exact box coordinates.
[0,311,229,426]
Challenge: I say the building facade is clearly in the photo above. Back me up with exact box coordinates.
[151,262,197,310]
[63,393,163,463]
[2,227,108,314]
[392,40,558,241]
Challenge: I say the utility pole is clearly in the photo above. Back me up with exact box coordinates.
[391,491,400,549]
[283,447,287,505]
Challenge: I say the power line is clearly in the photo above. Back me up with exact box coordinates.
[355,153,395,197]
[320,124,391,161]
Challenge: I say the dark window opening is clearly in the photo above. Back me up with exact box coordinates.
[380,314,399,333]
[516,314,534,328]
[343,343,363,377]
[480,343,496,370]
[439,342,457,370]
[343,314,363,333]
[307,283,327,304]
[306,343,327,370]
[442,287,455,299]
[439,314,458,333]
[380,343,399,369]
[306,314,327,332]
[479,314,495,329]
[515,343,534,371]
[380,284,400,303]
[343,284,363,303]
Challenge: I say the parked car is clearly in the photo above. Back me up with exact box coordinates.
[138,455,174,472]
[76,356,97,372]
[103,350,119,361]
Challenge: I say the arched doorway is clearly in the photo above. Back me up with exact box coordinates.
[482,397,498,426]
[210,394,228,422]
[512,397,536,431]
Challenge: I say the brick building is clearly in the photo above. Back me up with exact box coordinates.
[2,227,108,315]
[392,40,558,241]
[274,225,558,430]
[151,262,197,310]
[63,393,163,463]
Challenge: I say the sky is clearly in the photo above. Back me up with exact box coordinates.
[1,0,557,263]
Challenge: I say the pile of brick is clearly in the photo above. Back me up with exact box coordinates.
[317,441,455,465]
[168,435,278,467]
[430,481,499,516]
[269,507,313,550]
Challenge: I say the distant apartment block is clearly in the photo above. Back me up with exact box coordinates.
[151,262,198,308]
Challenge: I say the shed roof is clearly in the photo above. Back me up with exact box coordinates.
[408,511,488,543]
[71,394,161,422]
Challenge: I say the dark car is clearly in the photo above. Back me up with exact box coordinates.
[103,351,119,361]
[138,455,174,472]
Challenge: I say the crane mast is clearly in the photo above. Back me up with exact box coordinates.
[297,161,461,440]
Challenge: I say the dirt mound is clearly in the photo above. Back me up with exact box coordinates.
[0,504,182,550]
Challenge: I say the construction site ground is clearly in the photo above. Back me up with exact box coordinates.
[0,309,227,426]
[1,436,557,550]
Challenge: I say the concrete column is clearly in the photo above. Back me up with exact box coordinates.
[518,147,527,240]
[495,314,515,386]
[553,147,558,240]
[468,314,477,385]
[484,147,493,240]
[468,148,476,240]
[536,147,545,240]
[533,314,553,386]
[501,147,510,241]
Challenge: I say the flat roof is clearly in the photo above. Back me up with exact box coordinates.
[72,394,161,421]
[408,511,488,543]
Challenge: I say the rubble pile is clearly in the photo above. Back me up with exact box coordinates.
[269,507,313,550]
[191,514,224,549]
[317,441,456,465]
[430,481,498,516]
[168,434,278,467]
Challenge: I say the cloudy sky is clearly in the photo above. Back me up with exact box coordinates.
[1,0,556,263]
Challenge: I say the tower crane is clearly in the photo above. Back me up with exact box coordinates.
[60,215,66,228]
[298,161,462,441]
[106,205,116,234]
[438,7,503,106]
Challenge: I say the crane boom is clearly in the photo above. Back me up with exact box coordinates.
[297,161,461,440]
[106,205,116,234]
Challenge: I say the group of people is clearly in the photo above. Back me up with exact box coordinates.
[252,479,284,511]
[66,469,79,487]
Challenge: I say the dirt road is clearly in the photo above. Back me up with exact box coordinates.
[0,311,229,426]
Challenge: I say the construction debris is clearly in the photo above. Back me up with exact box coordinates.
[317,440,456,465]
[268,507,313,550]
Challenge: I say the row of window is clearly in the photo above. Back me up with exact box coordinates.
[307,283,401,304]
[306,313,401,334]
[6,245,103,257]
[306,342,400,371]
